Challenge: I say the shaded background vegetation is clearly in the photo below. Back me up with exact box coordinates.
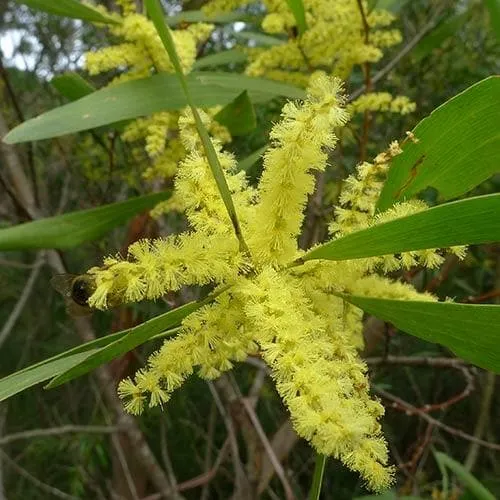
[0,0,499,498]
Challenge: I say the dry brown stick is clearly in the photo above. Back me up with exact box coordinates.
[240,398,295,500]
[401,422,435,475]
[200,403,217,500]
[0,449,78,500]
[257,419,298,495]
[111,431,140,500]
[365,355,468,368]
[374,386,500,451]
[464,371,496,471]
[463,289,500,304]
[0,424,125,446]
[356,0,372,162]
[0,113,37,219]
[178,439,230,492]
[426,255,458,292]
[464,255,500,471]
[0,53,38,206]
[1,109,176,499]
[207,381,251,499]
[142,440,230,500]
[349,2,449,102]
[369,355,476,414]
[415,366,474,414]
[160,421,179,491]
[0,252,45,350]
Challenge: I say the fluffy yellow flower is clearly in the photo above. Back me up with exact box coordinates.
[348,93,416,116]
[208,0,404,85]
[86,75,465,492]
[249,74,349,266]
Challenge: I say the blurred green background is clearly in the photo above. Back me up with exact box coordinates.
[1,0,499,498]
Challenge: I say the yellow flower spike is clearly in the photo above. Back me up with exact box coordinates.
[235,267,394,489]
[249,74,349,266]
[348,93,416,116]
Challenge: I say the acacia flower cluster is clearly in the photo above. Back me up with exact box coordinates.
[84,0,231,184]
[85,74,465,491]
[205,0,400,82]
[205,0,411,117]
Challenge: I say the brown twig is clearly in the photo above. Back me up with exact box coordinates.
[0,252,45,350]
[177,439,230,492]
[349,2,449,102]
[207,381,251,498]
[0,449,78,500]
[374,386,500,451]
[464,371,496,471]
[0,171,33,220]
[160,421,179,492]
[425,255,458,292]
[0,52,39,206]
[463,289,500,303]
[0,424,125,446]
[365,355,468,368]
[200,403,217,500]
[356,0,372,162]
[240,398,295,500]
[464,255,500,471]
[1,108,176,498]
[414,366,475,414]
[400,422,435,474]
[257,419,298,495]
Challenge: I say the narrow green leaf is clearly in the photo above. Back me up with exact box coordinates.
[303,194,500,262]
[47,300,203,387]
[234,31,286,46]
[1,329,141,392]
[4,72,304,143]
[166,9,250,26]
[146,0,250,254]
[308,454,326,500]
[434,452,496,500]
[237,145,268,172]
[16,0,120,24]
[286,0,308,35]
[214,91,256,136]
[0,191,170,250]
[339,296,500,373]
[484,0,500,41]
[193,49,247,69]
[435,449,450,499]
[0,325,155,402]
[412,11,469,62]
[0,351,100,402]
[51,72,96,101]
[376,77,500,212]
[0,302,196,401]
[194,72,304,99]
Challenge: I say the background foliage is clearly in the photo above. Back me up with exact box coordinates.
[0,0,499,499]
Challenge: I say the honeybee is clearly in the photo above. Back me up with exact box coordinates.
[51,274,96,316]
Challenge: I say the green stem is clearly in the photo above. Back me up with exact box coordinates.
[308,453,327,500]
[145,0,250,257]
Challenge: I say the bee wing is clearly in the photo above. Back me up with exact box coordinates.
[51,274,77,297]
